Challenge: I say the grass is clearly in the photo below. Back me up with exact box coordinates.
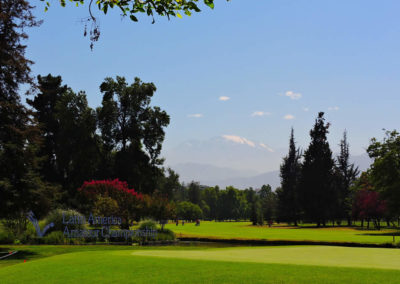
[1,246,400,283]
[166,221,399,244]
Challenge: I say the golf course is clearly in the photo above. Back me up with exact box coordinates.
[166,221,399,244]
[2,223,400,283]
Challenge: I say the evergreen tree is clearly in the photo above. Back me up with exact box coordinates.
[300,112,335,226]
[28,75,100,205]
[278,128,302,225]
[335,131,359,225]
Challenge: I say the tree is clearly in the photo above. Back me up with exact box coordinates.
[259,184,277,222]
[44,0,229,48]
[218,187,241,221]
[176,201,202,221]
[0,1,57,235]
[367,130,400,219]
[158,168,180,199]
[187,181,202,205]
[352,172,386,230]
[299,112,335,226]
[335,130,359,225]
[97,76,170,194]
[0,0,41,100]
[278,128,301,225]
[27,75,68,185]
[202,187,218,220]
[28,75,100,205]
[246,189,263,225]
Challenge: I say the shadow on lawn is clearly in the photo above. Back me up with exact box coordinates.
[0,247,37,260]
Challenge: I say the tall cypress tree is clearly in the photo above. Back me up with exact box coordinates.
[335,130,359,225]
[278,128,301,225]
[300,112,335,226]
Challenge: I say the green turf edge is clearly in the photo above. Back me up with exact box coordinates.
[1,250,400,284]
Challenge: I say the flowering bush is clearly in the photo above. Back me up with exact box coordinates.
[352,190,386,229]
[78,179,143,228]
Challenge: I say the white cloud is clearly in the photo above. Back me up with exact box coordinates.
[222,135,255,147]
[187,114,203,118]
[328,106,339,111]
[259,143,274,153]
[284,114,295,120]
[303,107,309,112]
[284,91,302,100]
[219,96,230,101]
[251,111,271,117]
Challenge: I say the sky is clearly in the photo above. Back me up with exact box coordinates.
[25,0,400,167]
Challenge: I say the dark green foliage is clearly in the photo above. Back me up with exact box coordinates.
[28,75,100,206]
[259,185,277,221]
[367,130,400,218]
[45,209,86,232]
[138,220,158,231]
[0,0,57,234]
[0,0,41,100]
[202,187,219,220]
[278,128,301,225]
[43,231,65,245]
[97,76,170,194]
[0,230,15,244]
[176,201,203,221]
[334,131,359,224]
[187,181,202,205]
[218,187,241,220]
[300,112,335,226]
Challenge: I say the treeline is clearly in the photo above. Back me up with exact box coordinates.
[174,112,400,230]
[172,183,276,224]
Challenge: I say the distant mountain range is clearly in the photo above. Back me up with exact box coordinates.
[164,136,372,190]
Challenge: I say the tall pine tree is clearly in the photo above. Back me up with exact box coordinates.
[278,128,301,225]
[300,112,335,226]
[335,131,359,225]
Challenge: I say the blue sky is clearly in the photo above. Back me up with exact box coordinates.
[26,0,400,159]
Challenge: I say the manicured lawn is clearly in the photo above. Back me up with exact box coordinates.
[1,246,400,283]
[166,221,399,244]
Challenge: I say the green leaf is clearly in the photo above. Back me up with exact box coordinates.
[130,15,138,22]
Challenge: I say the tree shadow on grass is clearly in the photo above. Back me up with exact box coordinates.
[0,247,37,261]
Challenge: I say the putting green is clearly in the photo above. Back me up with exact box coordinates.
[2,247,400,283]
[132,246,400,270]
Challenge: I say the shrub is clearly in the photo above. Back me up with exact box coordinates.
[0,231,15,244]
[43,231,65,245]
[138,219,158,231]
[20,222,37,244]
[78,179,143,228]
[45,209,86,233]
[156,228,175,241]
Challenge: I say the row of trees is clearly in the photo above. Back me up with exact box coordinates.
[278,113,400,228]
[277,113,359,227]
[171,183,276,225]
